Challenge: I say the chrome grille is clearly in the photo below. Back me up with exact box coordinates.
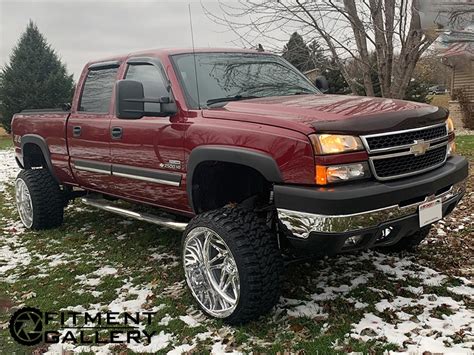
[365,125,447,152]
[371,145,447,179]
[362,123,449,181]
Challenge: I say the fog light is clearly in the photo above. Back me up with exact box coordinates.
[376,227,394,242]
[316,162,370,185]
[344,235,364,246]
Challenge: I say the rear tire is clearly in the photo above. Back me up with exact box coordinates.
[15,169,64,230]
[182,206,283,324]
[379,227,431,253]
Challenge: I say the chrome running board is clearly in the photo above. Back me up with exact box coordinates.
[81,196,188,232]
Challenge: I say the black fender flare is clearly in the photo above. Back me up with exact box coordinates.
[21,134,58,182]
[186,145,283,212]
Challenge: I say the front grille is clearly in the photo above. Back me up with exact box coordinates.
[372,145,447,179]
[365,125,447,151]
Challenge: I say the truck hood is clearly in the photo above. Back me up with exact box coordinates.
[202,94,448,135]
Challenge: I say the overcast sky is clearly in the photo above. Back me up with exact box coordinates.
[0,0,256,79]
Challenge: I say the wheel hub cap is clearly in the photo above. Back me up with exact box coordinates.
[183,227,240,318]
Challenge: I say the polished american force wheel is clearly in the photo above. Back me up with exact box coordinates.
[14,169,64,230]
[183,227,240,318]
[15,178,34,228]
[182,207,283,324]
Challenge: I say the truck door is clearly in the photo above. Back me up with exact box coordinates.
[108,59,187,213]
[67,62,119,192]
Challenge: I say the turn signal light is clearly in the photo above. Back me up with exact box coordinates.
[316,165,328,185]
[448,140,456,156]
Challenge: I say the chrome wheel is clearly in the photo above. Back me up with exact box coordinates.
[183,227,240,318]
[15,178,33,228]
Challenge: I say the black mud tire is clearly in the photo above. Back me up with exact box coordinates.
[379,227,431,253]
[182,206,283,324]
[16,169,64,230]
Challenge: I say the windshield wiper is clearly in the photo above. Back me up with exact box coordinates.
[206,95,260,106]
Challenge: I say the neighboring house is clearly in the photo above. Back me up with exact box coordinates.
[439,28,474,128]
[421,0,474,128]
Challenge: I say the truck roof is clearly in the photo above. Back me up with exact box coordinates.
[86,47,270,67]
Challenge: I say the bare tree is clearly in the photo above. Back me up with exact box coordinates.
[204,0,438,99]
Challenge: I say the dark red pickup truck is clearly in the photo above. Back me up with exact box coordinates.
[11,48,468,323]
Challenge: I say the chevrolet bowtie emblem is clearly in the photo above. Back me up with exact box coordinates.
[410,139,430,156]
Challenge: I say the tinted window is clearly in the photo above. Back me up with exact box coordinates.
[79,67,118,113]
[125,64,168,112]
[171,53,318,108]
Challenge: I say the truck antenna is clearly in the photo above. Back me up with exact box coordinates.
[188,3,201,109]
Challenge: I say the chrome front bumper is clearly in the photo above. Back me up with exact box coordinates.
[277,180,466,239]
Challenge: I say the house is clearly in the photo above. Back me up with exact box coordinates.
[438,26,474,128]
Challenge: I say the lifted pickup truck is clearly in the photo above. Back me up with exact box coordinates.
[11,48,468,324]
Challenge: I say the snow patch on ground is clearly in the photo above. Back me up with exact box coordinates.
[0,149,19,192]
[372,254,447,286]
[45,279,170,354]
[149,251,180,269]
[448,284,474,299]
[274,252,473,353]
[0,220,31,283]
[179,314,201,328]
[351,294,474,353]
[74,266,119,287]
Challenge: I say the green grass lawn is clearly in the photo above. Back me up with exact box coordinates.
[457,134,474,158]
[0,135,12,150]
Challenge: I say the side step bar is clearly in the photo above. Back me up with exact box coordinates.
[81,196,188,232]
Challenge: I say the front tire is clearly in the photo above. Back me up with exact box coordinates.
[15,169,64,230]
[182,206,283,324]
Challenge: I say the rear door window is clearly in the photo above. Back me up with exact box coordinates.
[79,67,118,113]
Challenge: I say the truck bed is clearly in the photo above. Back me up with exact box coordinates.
[11,110,75,184]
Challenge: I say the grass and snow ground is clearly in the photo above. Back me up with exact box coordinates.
[0,136,473,354]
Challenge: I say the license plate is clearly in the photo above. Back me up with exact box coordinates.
[419,199,442,227]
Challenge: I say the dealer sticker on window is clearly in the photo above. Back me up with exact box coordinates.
[419,199,442,227]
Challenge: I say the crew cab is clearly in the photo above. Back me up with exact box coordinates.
[11,48,468,324]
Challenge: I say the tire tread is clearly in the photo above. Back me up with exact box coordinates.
[16,169,64,230]
[183,206,283,324]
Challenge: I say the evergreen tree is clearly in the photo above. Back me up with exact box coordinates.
[404,79,431,103]
[320,58,351,95]
[282,32,314,72]
[0,21,74,133]
[308,41,326,70]
[282,34,350,94]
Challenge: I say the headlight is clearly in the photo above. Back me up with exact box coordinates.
[316,162,370,185]
[310,134,364,155]
[446,117,455,133]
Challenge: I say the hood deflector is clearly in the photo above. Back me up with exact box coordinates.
[312,106,448,135]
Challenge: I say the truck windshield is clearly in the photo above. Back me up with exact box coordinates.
[171,52,319,109]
